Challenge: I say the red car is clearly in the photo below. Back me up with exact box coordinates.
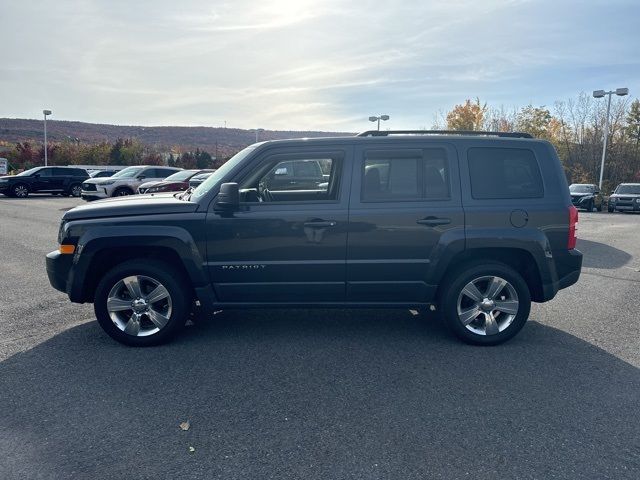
[137,169,215,194]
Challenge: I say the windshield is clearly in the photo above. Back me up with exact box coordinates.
[615,184,640,195]
[111,167,144,178]
[190,146,256,201]
[570,184,596,193]
[164,170,198,182]
[17,167,42,177]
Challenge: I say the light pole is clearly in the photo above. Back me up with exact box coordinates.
[43,109,52,166]
[254,128,265,143]
[593,88,628,190]
[369,114,389,131]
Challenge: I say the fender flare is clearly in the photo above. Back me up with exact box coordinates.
[68,225,206,302]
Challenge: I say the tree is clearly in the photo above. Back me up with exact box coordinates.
[446,98,487,131]
[194,149,212,169]
[515,105,554,139]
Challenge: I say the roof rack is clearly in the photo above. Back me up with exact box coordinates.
[356,130,533,139]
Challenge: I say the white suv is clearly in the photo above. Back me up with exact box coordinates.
[81,166,182,201]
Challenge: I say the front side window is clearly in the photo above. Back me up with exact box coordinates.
[468,147,543,199]
[239,154,341,203]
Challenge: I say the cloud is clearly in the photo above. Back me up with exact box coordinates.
[0,0,638,131]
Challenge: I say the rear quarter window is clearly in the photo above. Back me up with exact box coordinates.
[468,147,543,199]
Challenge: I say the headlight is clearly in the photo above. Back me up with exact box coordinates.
[636,198,640,203]
[609,197,616,203]
[101,180,116,186]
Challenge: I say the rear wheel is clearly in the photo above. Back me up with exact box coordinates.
[94,260,191,346]
[440,261,531,345]
[69,184,82,197]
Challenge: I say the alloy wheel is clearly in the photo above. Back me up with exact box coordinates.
[13,185,28,198]
[106,275,172,337]
[456,275,519,336]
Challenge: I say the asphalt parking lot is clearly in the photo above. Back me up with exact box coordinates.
[1,195,639,479]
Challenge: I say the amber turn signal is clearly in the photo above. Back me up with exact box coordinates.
[59,244,76,255]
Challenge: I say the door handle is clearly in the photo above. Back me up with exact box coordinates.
[417,217,451,226]
[304,220,337,228]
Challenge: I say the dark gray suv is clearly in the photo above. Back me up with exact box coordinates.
[47,131,582,346]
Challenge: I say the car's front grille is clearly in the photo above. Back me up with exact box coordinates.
[82,183,97,191]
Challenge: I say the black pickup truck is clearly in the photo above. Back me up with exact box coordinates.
[0,166,89,197]
[47,131,582,346]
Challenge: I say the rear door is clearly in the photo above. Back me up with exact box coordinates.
[346,142,464,303]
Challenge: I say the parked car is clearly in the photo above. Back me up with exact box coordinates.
[260,159,328,192]
[90,170,120,178]
[80,166,182,201]
[189,171,215,189]
[0,166,89,198]
[138,169,215,194]
[47,130,582,347]
[568,183,603,211]
[608,183,640,212]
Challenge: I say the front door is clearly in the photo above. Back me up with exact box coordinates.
[32,168,59,192]
[205,146,352,304]
[346,143,464,303]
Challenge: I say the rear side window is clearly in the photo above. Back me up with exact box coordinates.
[362,148,450,201]
[468,147,543,199]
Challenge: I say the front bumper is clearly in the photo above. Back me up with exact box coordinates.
[571,196,595,209]
[81,189,109,201]
[46,250,74,294]
[611,202,640,212]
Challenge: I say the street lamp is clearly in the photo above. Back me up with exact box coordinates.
[369,114,390,131]
[254,128,265,143]
[43,109,52,166]
[593,88,628,190]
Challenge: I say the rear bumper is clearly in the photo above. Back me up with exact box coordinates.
[46,250,74,294]
[541,249,582,301]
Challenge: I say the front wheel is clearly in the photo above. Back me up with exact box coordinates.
[440,262,531,345]
[12,184,29,198]
[112,187,133,197]
[94,260,191,346]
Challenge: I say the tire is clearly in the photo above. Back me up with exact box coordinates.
[94,260,192,346]
[112,187,133,197]
[69,184,82,197]
[439,261,531,346]
[11,183,29,198]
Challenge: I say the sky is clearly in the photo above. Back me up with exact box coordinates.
[1,0,639,132]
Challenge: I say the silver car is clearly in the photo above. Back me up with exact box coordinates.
[81,166,182,201]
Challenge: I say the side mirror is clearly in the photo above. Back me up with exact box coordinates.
[34,173,40,178]
[215,182,239,210]
[611,191,615,195]
[137,175,146,180]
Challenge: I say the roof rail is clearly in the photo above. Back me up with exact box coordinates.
[356,130,533,139]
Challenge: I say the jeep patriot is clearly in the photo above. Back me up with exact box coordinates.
[46,130,583,346]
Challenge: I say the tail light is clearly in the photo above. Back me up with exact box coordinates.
[568,205,578,249]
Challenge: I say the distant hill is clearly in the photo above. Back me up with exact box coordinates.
[0,118,354,153]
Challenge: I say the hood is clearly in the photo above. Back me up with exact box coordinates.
[139,180,186,190]
[610,193,640,198]
[570,192,595,197]
[63,193,198,220]
[0,175,12,181]
[83,177,113,185]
